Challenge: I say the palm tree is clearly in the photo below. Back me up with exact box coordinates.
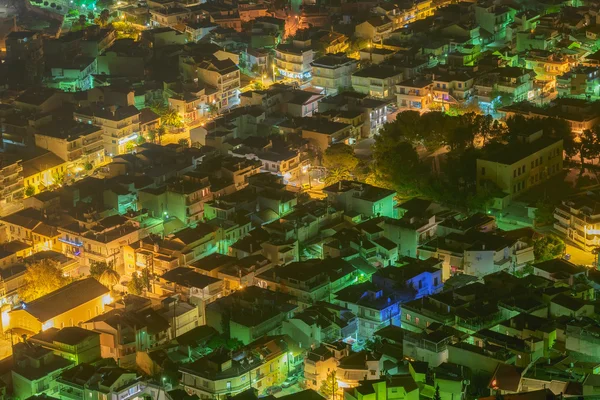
[161,109,183,128]
[157,126,166,145]
[99,269,121,290]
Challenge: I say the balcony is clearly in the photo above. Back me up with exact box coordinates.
[58,388,82,400]
[84,144,104,155]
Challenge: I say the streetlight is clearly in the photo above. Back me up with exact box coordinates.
[262,74,266,85]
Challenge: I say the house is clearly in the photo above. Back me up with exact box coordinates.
[301,118,354,153]
[373,257,443,299]
[275,44,314,82]
[352,65,403,100]
[332,282,401,340]
[180,335,299,398]
[29,326,101,365]
[403,325,465,367]
[344,375,419,400]
[304,344,339,391]
[396,79,434,110]
[355,16,394,41]
[337,350,382,388]
[34,121,105,175]
[311,54,358,96]
[282,302,357,349]
[73,103,141,157]
[11,341,73,399]
[7,277,110,335]
[22,151,68,197]
[554,191,600,249]
[257,258,358,310]
[322,180,396,218]
[0,155,24,207]
[82,306,171,367]
[476,130,563,202]
[160,266,223,325]
[205,285,297,344]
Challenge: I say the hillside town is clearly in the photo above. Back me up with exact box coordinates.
[4,0,600,398]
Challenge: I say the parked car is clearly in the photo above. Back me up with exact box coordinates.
[265,386,282,395]
[282,376,298,388]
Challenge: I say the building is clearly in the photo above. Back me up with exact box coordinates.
[206,286,297,344]
[476,130,563,202]
[7,278,111,335]
[301,119,354,153]
[311,54,358,95]
[344,375,419,400]
[396,79,434,110]
[23,152,68,197]
[352,65,403,99]
[73,104,141,156]
[0,154,24,209]
[333,282,401,339]
[11,341,73,399]
[5,31,45,84]
[355,16,394,41]
[34,121,105,175]
[323,180,396,218]
[554,191,600,249]
[275,44,314,82]
[29,326,101,365]
[180,335,298,398]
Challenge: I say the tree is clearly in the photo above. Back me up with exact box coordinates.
[178,138,189,148]
[157,126,166,144]
[434,386,442,400]
[78,14,87,26]
[98,9,110,26]
[127,273,145,295]
[533,234,566,262]
[323,143,359,171]
[99,269,120,290]
[137,134,147,145]
[87,11,95,20]
[84,162,93,171]
[90,261,113,279]
[19,260,70,302]
[25,185,35,197]
[52,170,65,186]
[324,167,353,185]
[126,141,135,152]
[534,199,556,226]
[577,127,600,176]
[319,370,338,400]
[147,129,157,144]
[161,109,183,128]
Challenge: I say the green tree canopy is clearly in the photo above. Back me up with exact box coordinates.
[127,273,145,295]
[19,259,71,302]
[319,370,338,400]
[533,234,566,262]
[323,143,360,172]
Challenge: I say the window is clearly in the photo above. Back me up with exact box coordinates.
[481,167,485,175]
[415,317,420,325]
[406,314,411,321]
[434,277,439,286]
[227,381,231,390]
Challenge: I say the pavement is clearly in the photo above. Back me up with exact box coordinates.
[273,383,303,398]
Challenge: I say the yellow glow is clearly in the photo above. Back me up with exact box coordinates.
[1,310,10,332]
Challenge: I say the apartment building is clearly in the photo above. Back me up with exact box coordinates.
[554,191,600,249]
[476,130,563,201]
[355,16,394,41]
[34,121,105,174]
[195,57,241,109]
[311,53,358,95]
[73,104,141,156]
[323,180,396,219]
[352,65,403,100]
[275,44,314,82]
[180,336,296,399]
[0,155,24,209]
[396,79,434,110]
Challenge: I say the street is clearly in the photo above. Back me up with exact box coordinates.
[273,383,303,398]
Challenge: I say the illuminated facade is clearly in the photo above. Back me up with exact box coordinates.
[73,104,141,156]
[7,277,110,335]
[275,44,314,82]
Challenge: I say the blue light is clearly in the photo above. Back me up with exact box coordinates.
[59,238,83,247]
